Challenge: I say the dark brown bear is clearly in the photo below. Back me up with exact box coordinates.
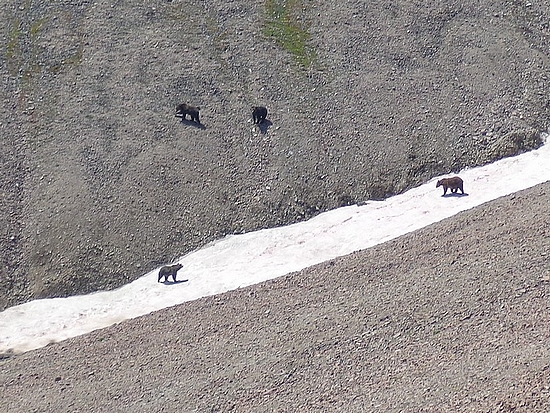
[158,263,183,282]
[436,176,464,196]
[175,103,201,124]
[252,106,268,124]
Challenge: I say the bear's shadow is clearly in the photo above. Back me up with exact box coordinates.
[177,117,206,130]
[160,279,189,285]
[442,192,469,197]
[256,119,272,135]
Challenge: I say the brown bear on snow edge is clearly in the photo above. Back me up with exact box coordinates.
[158,263,183,282]
[436,176,464,196]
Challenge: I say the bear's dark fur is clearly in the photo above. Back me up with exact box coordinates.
[176,103,201,124]
[158,263,183,282]
[252,106,268,124]
[436,176,464,196]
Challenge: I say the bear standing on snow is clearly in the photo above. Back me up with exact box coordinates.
[158,263,183,283]
[436,176,464,196]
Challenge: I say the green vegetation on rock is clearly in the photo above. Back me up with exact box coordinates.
[5,10,82,88]
[264,0,317,68]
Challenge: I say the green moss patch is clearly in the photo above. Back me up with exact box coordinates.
[264,0,317,68]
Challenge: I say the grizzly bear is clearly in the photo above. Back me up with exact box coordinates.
[436,176,464,196]
[175,103,201,124]
[252,106,268,124]
[158,263,183,283]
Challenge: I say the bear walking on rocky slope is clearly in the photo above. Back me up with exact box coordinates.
[175,103,201,124]
[252,106,268,124]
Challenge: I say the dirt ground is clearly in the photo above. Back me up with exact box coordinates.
[1,0,549,309]
[1,181,549,412]
[1,1,550,409]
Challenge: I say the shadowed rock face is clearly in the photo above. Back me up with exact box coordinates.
[1,0,549,309]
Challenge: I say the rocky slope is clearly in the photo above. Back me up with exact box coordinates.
[1,0,549,309]
[1,181,549,412]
